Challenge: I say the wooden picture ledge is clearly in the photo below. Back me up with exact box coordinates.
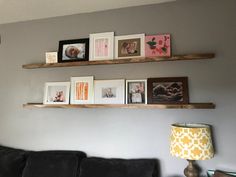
[23,103,216,109]
[22,53,215,69]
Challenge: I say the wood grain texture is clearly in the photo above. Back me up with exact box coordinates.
[23,103,216,109]
[22,53,215,69]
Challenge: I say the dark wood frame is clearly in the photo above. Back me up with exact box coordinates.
[58,38,89,63]
[147,77,189,104]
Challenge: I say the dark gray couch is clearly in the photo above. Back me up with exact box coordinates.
[0,145,159,177]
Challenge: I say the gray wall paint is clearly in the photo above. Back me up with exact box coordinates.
[0,0,235,176]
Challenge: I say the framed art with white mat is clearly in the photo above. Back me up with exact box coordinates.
[70,76,94,104]
[43,82,70,104]
[94,79,125,104]
[89,32,114,61]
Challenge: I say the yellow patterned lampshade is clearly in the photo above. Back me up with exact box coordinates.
[170,123,214,160]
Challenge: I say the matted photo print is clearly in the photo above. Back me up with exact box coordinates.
[94,79,125,104]
[115,34,145,59]
[43,82,70,104]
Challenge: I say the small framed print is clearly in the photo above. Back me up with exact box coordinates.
[145,34,171,57]
[46,52,58,63]
[147,77,189,104]
[70,76,94,104]
[89,32,114,61]
[94,79,125,104]
[58,38,89,62]
[43,82,70,105]
[126,80,147,104]
[115,34,145,59]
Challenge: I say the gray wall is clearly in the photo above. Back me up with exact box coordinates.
[0,0,235,176]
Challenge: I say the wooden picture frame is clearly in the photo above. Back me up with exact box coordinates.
[147,77,189,104]
[70,76,94,104]
[94,79,125,104]
[43,82,70,105]
[58,38,89,63]
[126,79,147,104]
[89,32,114,61]
[115,34,145,59]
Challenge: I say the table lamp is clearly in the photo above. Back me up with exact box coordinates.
[170,123,214,177]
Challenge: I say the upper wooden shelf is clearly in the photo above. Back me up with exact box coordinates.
[23,103,215,109]
[22,53,215,69]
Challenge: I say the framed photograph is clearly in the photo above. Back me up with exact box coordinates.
[70,76,94,104]
[145,34,171,57]
[94,79,125,104]
[147,77,189,104]
[115,33,145,59]
[207,170,236,177]
[126,80,147,104]
[58,38,89,62]
[43,82,70,104]
[89,32,114,61]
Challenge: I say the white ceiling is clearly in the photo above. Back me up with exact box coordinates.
[0,0,175,25]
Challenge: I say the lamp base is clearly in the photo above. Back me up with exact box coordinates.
[184,160,199,177]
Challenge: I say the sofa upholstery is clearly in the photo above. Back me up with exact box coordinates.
[22,151,86,177]
[0,145,28,177]
[79,157,159,177]
[0,145,159,177]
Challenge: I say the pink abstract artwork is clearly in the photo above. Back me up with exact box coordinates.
[145,34,171,57]
[95,38,109,57]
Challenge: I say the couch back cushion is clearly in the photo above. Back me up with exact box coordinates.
[22,151,86,177]
[0,145,28,177]
[79,157,159,177]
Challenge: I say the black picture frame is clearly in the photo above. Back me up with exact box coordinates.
[126,80,147,104]
[58,38,89,63]
[147,77,189,104]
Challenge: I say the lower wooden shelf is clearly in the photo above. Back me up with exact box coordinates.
[23,103,215,109]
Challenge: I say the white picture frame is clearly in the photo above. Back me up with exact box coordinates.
[43,82,70,105]
[126,79,147,104]
[94,79,125,104]
[89,32,114,61]
[115,33,145,59]
[70,76,94,104]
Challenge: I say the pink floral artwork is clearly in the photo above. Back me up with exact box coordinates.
[145,34,171,57]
